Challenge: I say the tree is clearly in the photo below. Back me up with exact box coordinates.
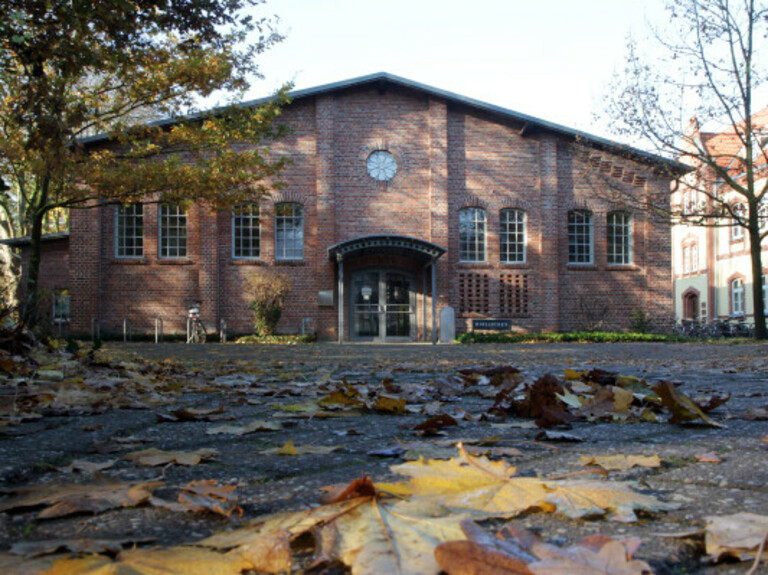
[0,0,289,327]
[602,0,768,339]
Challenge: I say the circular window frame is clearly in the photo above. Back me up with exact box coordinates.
[366,150,398,182]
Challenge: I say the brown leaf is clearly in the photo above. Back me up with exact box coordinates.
[0,481,163,519]
[652,380,723,427]
[320,475,377,504]
[414,413,458,434]
[704,512,768,562]
[581,455,662,472]
[123,447,218,466]
[435,540,535,574]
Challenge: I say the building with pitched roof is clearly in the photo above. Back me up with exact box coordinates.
[9,73,679,341]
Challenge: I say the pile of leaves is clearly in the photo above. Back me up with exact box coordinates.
[483,367,731,429]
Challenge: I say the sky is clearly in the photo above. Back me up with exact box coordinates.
[246,0,668,141]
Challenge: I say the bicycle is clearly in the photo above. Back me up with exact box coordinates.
[187,303,207,344]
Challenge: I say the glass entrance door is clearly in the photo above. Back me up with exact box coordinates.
[351,270,415,341]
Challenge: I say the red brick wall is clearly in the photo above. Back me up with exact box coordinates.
[60,82,672,339]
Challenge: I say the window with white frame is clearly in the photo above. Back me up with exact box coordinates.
[568,210,593,264]
[500,209,526,263]
[275,203,304,260]
[232,204,260,259]
[731,277,745,316]
[691,243,698,273]
[159,204,187,258]
[607,211,632,265]
[458,207,487,263]
[115,203,144,258]
[731,204,745,240]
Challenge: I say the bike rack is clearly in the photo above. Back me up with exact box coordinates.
[155,318,164,344]
[219,318,227,343]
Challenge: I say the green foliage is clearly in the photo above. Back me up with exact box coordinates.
[629,308,652,333]
[0,0,289,325]
[234,333,316,344]
[244,269,292,337]
[456,331,685,344]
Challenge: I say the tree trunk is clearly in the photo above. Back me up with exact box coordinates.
[749,226,767,339]
[21,210,44,328]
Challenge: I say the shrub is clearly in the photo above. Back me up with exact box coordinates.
[244,269,292,336]
[629,308,652,333]
[456,331,685,344]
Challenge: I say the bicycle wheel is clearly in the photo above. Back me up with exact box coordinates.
[194,320,207,343]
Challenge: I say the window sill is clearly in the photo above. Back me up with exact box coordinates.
[111,258,149,265]
[457,262,491,269]
[499,262,530,269]
[274,260,307,266]
[606,264,640,272]
[230,259,264,266]
[157,258,194,265]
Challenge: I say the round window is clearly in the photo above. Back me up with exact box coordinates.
[366,150,397,181]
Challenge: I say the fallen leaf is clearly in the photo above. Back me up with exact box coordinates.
[44,546,245,575]
[206,420,282,435]
[261,440,344,456]
[652,380,724,427]
[704,512,768,562]
[0,481,163,519]
[374,393,407,414]
[581,455,662,472]
[11,536,154,558]
[379,445,675,522]
[695,452,724,464]
[199,485,465,575]
[123,447,218,466]
[414,413,458,434]
[59,459,117,474]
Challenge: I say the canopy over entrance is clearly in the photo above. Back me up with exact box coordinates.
[328,234,446,262]
[327,235,446,344]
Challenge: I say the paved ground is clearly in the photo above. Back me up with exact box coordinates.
[1,341,767,574]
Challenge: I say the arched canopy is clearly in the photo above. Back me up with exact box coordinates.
[328,234,446,263]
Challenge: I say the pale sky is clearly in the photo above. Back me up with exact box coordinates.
[247,0,667,140]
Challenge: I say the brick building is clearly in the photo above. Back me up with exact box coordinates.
[12,73,678,341]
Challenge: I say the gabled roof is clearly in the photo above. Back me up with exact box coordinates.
[79,72,683,172]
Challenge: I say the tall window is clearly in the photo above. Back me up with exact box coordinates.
[682,245,691,275]
[500,209,526,263]
[275,203,304,260]
[115,204,144,258]
[607,211,632,265]
[159,204,187,258]
[731,204,745,240]
[53,289,70,323]
[458,207,486,262]
[568,210,593,264]
[731,278,745,316]
[232,204,260,259]
[763,275,767,314]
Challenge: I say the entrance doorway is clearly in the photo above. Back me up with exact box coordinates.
[351,269,416,341]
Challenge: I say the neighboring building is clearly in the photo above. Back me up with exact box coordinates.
[9,73,678,341]
[672,113,768,324]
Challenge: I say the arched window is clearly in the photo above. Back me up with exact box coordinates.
[459,207,486,263]
[568,209,593,264]
[607,211,632,265]
[275,203,304,260]
[232,204,260,259]
[500,209,526,263]
[683,291,699,320]
[731,277,745,316]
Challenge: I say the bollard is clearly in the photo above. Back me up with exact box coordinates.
[219,318,227,343]
[155,318,163,344]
